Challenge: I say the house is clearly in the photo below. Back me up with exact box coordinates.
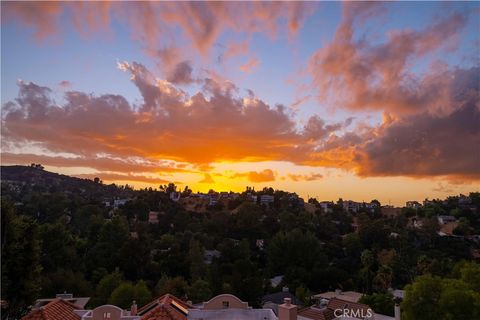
[365,201,379,212]
[287,194,305,208]
[343,200,362,213]
[423,199,435,206]
[439,220,459,236]
[22,295,139,320]
[138,293,279,320]
[318,201,333,213]
[260,195,275,206]
[298,298,376,320]
[269,275,284,288]
[22,293,308,320]
[381,207,402,218]
[262,288,299,315]
[256,239,265,250]
[208,193,219,206]
[148,211,160,224]
[21,298,81,320]
[458,196,472,205]
[169,192,181,202]
[114,199,130,209]
[437,215,456,224]
[203,250,221,264]
[410,217,424,228]
[406,201,421,209]
[246,193,258,202]
[190,294,278,320]
[75,304,140,320]
[33,293,90,310]
[312,290,362,304]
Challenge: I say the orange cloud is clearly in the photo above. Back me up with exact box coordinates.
[232,169,276,183]
[2,1,62,40]
[2,62,478,181]
[239,58,259,73]
[75,173,171,185]
[199,174,215,184]
[288,173,323,182]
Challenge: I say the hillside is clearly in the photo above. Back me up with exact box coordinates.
[1,165,133,198]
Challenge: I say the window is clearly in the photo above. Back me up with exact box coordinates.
[103,312,111,319]
[222,301,229,308]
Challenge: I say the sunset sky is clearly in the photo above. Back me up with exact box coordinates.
[1,1,479,205]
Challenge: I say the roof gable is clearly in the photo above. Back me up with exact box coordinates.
[21,299,81,320]
[138,294,192,320]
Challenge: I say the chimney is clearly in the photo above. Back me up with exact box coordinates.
[278,298,297,320]
[131,300,137,316]
[394,303,400,320]
[335,289,342,296]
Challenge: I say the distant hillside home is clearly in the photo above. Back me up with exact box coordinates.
[437,215,456,224]
[203,250,221,264]
[319,201,333,213]
[269,275,284,288]
[114,198,130,209]
[169,192,181,202]
[148,211,164,224]
[343,200,362,213]
[260,194,275,205]
[406,201,421,209]
[381,207,402,218]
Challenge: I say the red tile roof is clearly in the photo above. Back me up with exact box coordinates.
[21,299,81,320]
[298,298,372,320]
[298,306,334,320]
[327,297,371,315]
[138,294,193,320]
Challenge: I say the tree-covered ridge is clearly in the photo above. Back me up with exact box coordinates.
[1,165,479,319]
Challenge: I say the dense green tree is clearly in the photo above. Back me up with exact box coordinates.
[188,239,206,281]
[188,279,212,303]
[41,269,92,298]
[109,282,135,309]
[402,271,480,320]
[360,249,375,294]
[155,275,189,298]
[1,201,42,318]
[39,223,78,272]
[86,217,129,272]
[268,229,324,277]
[94,270,123,306]
[373,266,393,293]
[134,280,152,307]
[359,293,394,316]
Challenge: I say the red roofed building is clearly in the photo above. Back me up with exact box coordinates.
[298,298,375,320]
[137,294,193,320]
[21,298,81,320]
